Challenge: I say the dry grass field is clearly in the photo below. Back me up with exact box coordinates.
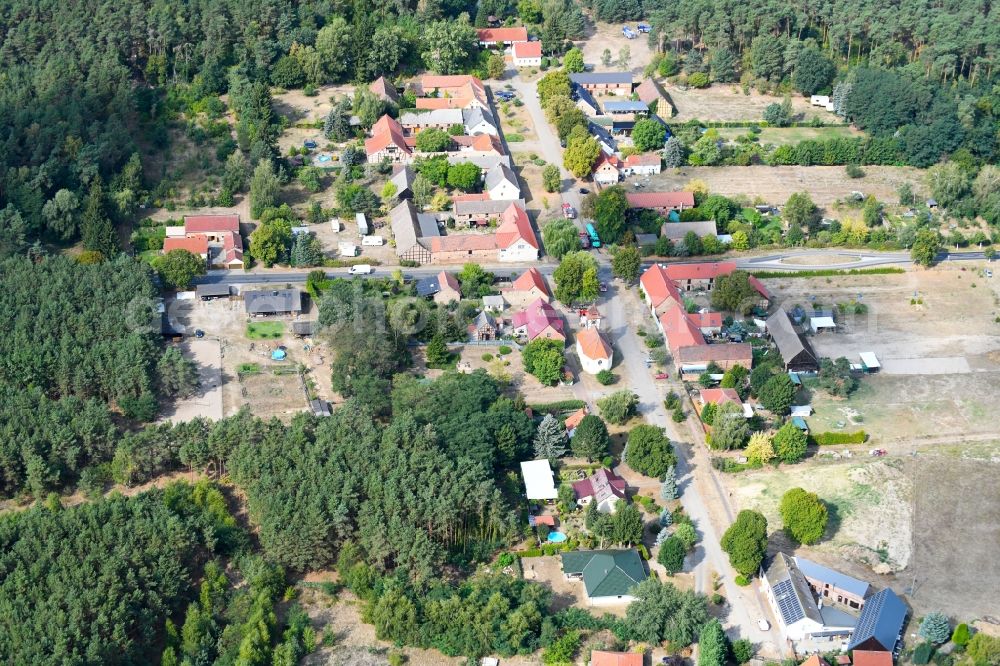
[664,84,838,124]
[643,165,924,206]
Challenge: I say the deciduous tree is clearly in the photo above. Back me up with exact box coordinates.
[779,487,828,544]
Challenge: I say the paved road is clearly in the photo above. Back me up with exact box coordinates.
[192,247,954,285]
[599,269,785,657]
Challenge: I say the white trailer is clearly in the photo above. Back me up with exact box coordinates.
[355,213,369,236]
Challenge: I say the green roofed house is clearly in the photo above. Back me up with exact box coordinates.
[560,549,647,605]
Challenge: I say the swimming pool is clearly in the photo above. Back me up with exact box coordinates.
[547,531,567,543]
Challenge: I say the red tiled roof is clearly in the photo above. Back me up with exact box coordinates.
[576,327,612,360]
[184,215,239,234]
[366,115,411,156]
[564,406,588,430]
[439,271,461,293]
[676,343,752,364]
[513,41,542,58]
[748,275,772,299]
[496,203,538,250]
[625,153,661,166]
[688,311,723,328]
[659,307,706,354]
[530,514,557,526]
[594,152,623,172]
[512,267,549,295]
[452,192,491,203]
[663,261,737,282]
[477,27,528,43]
[591,651,643,666]
[640,264,683,309]
[163,235,208,255]
[420,75,479,90]
[428,234,497,253]
[372,114,403,135]
[626,191,695,209]
[851,652,891,666]
[699,388,741,405]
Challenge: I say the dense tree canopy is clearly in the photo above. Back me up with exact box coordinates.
[0,481,240,665]
[0,256,166,405]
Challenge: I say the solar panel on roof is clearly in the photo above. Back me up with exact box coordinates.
[773,579,805,624]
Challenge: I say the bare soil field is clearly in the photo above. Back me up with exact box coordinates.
[664,84,838,124]
[641,165,924,206]
[160,339,224,422]
[906,455,1000,619]
[576,21,655,75]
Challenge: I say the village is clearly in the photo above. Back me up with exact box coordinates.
[4,0,1000,663]
[140,17,1000,666]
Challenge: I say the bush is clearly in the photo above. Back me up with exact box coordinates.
[913,642,934,665]
[732,638,754,664]
[810,431,867,445]
[664,392,681,410]
[951,623,970,646]
[734,574,750,586]
[528,399,586,413]
[657,536,686,574]
[481,353,494,361]
[780,488,828,545]
[596,369,616,385]
[597,390,638,425]
[498,345,513,355]
[672,407,685,422]
[711,593,724,605]
[846,163,866,178]
[688,72,710,88]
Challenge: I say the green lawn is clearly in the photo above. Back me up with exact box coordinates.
[246,321,285,340]
[717,125,860,146]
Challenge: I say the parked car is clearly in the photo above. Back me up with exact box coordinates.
[348,264,374,275]
[579,187,590,194]
[599,282,608,292]
[637,23,651,32]
[654,373,669,380]
[578,231,591,249]
[869,448,887,457]
[757,619,771,631]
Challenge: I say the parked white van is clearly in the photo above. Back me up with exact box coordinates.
[348,264,374,275]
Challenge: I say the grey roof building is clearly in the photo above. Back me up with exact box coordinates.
[415,274,443,298]
[390,199,439,264]
[462,106,498,134]
[570,72,634,86]
[447,154,512,170]
[766,309,820,372]
[603,100,649,114]
[400,109,464,129]
[587,121,618,155]
[292,320,315,336]
[571,82,602,115]
[763,553,857,642]
[390,166,415,199]
[196,283,231,300]
[847,588,908,654]
[795,557,872,604]
[484,162,519,194]
[244,289,303,316]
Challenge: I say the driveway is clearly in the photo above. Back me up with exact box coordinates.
[505,75,584,219]
[598,267,787,658]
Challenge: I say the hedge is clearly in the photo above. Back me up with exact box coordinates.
[684,120,850,129]
[325,257,384,268]
[810,431,868,445]
[529,399,587,413]
[750,267,904,279]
